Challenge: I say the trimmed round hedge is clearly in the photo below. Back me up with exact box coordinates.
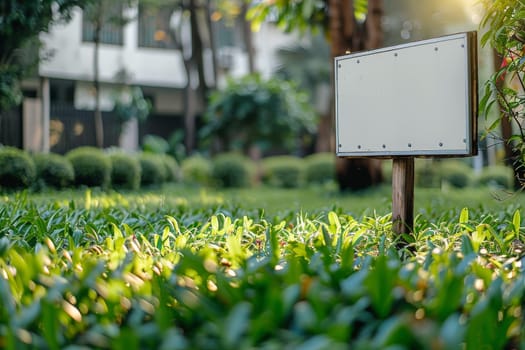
[439,160,472,189]
[211,153,253,188]
[415,159,440,188]
[181,155,212,185]
[262,155,304,188]
[109,152,141,190]
[66,147,112,188]
[33,152,74,189]
[139,153,167,187]
[304,152,335,185]
[476,165,514,189]
[159,154,180,182]
[0,147,36,190]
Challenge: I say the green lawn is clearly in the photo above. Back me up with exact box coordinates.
[10,182,521,219]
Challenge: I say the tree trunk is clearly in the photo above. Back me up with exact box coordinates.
[205,0,218,86]
[330,0,384,191]
[183,0,205,153]
[93,6,104,148]
[241,3,256,73]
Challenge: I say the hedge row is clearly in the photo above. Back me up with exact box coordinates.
[182,152,513,190]
[383,159,514,190]
[0,146,181,191]
[179,152,336,189]
[0,146,514,191]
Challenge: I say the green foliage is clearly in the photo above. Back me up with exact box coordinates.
[0,147,36,190]
[476,165,514,189]
[33,152,74,189]
[139,153,167,187]
[480,0,525,185]
[0,192,524,348]
[167,130,186,162]
[262,155,304,188]
[211,153,254,188]
[304,152,335,184]
[181,155,213,186]
[0,0,86,111]
[246,0,368,33]
[109,152,141,190]
[113,86,151,123]
[142,134,170,154]
[66,147,111,188]
[160,154,181,182]
[415,159,440,188]
[202,74,317,153]
[439,160,473,188]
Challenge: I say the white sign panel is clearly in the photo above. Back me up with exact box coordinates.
[335,32,477,157]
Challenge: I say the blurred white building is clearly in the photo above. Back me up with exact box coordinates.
[18,4,296,153]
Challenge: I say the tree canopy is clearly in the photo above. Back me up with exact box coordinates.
[0,0,90,111]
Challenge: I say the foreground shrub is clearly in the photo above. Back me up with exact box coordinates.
[476,165,513,189]
[66,147,111,188]
[211,153,253,188]
[181,154,212,185]
[0,205,523,349]
[139,153,167,186]
[109,152,141,190]
[262,155,304,188]
[439,160,472,188]
[33,152,74,189]
[0,147,35,190]
[304,152,335,184]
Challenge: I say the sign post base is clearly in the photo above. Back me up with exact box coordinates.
[392,157,415,237]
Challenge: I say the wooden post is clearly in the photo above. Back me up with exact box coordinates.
[392,157,415,236]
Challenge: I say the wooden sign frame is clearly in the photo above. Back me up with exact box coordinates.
[334,32,478,238]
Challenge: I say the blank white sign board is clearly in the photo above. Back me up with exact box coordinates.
[335,32,477,157]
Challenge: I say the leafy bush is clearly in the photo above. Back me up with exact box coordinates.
[33,152,74,189]
[202,74,317,153]
[481,0,525,189]
[139,153,167,187]
[0,146,35,190]
[476,165,513,189]
[415,159,440,188]
[211,153,254,188]
[262,155,304,188]
[304,152,335,184]
[66,147,111,188]
[142,134,169,154]
[181,154,213,185]
[109,152,141,190]
[382,160,393,184]
[439,160,472,188]
[0,198,524,349]
[160,154,180,182]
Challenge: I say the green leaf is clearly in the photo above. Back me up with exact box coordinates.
[41,300,60,350]
[364,255,396,318]
[459,207,469,224]
[512,209,521,236]
[224,302,251,347]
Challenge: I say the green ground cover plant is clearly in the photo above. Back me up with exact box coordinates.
[0,186,524,348]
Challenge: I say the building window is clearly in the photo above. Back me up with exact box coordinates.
[82,4,124,45]
[212,17,245,50]
[138,3,176,49]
